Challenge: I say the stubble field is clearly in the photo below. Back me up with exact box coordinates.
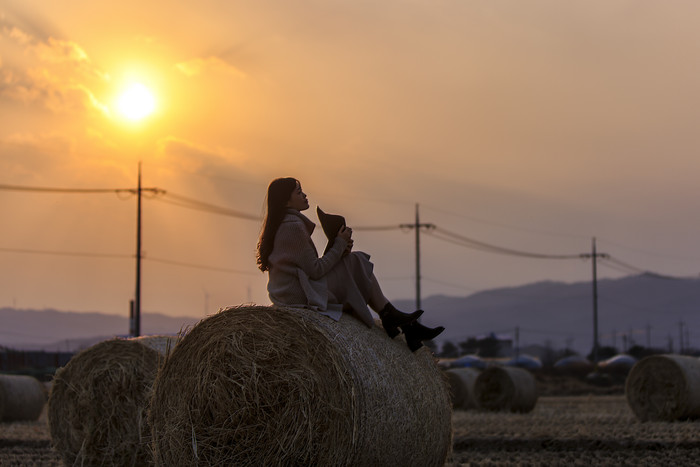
[2,393,700,466]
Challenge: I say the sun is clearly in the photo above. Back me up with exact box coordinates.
[117,83,156,121]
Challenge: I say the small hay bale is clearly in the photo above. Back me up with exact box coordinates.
[150,305,452,466]
[625,354,700,421]
[0,374,46,422]
[48,335,174,466]
[474,365,538,413]
[446,368,479,410]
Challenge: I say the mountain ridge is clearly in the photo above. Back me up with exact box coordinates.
[2,273,698,354]
[393,273,700,354]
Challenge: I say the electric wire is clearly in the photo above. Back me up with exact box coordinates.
[427,227,582,259]
[154,192,261,221]
[145,256,258,276]
[0,184,164,195]
[599,237,700,262]
[601,257,694,280]
[0,247,131,259]
[422,204,590,240]
[2,183,696,285]
[354,225,401,232]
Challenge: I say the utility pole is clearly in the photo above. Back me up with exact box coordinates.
[130,163,165,337]
[580,237,609,364]
[400,204,435,311]
[134,161,143,337]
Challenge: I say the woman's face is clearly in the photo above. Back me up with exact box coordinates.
[286,181,309,211]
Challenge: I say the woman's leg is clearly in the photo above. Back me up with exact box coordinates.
[367,270,444,347]
[327,251,422,333]
[365,273,424,337]
[367,275,389,312]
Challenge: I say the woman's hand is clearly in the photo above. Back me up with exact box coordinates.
[338,226,353,256]
[337,225,352,242]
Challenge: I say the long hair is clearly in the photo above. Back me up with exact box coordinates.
[256,177,298,272]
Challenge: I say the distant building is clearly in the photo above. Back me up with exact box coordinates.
[0,348,73,380]
[461,332,513,358]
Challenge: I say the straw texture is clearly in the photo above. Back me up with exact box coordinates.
[446,368,480,410]
[0,374,46,422]
[625,354,700,422]
[48,336,174,466]
[150,305,452,466]
[474,366,538,413]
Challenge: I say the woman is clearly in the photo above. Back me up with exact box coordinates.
[256,177,444,351]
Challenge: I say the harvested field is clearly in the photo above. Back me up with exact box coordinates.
[3,393,700,466]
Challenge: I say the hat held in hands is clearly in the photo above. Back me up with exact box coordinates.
[317,206,346,254]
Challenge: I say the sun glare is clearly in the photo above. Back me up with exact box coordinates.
[118,83,156,121]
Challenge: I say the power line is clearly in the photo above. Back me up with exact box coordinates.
[427,226,582,259]
[0,183,164,196]
[421,222,690,281]
[598,237,700,262]
[354,225,401,231]
[3,182,696,293]
[0,184,128,194]
[146,256,258,276]
[0,247,131,259]
[600,256,695,280]
[422,204,589,240]
[0,246,258,276]
[155,192,261,221]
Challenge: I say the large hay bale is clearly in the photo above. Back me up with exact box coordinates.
[150,305,452,466]
[474,366,538,413]
[48,336,174,466]
[0,374,46,422]
[625,354,700,421]
[446,368,479,410]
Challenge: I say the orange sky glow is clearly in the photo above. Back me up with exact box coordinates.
[2,0,700,328]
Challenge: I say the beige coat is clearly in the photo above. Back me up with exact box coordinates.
[267,209,348,320]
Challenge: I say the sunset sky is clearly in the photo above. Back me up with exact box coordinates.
[2,0,700,326]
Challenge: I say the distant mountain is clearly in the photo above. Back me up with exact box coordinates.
[3,274,699,354]
[394,273,700,355]
[0,308,202,352]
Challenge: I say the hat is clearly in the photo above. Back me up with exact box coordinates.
[316,206,346,254]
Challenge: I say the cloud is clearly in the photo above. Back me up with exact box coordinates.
[1,15,86,63]
[157,136,244,171]
[0,132,75,181]
[0,66,110,116]
[175,56,246,78]
[155,135,261,184]
[34,37,88,64]
[0,16,109,115]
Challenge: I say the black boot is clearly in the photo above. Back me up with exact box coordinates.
[379,303,424,338]
[402,321,445,352]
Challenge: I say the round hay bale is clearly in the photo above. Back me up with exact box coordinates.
[474,366,538,413]
[445,368,479,410]
[48,335,174,466]
[625,354,700,422]
[0,374,46,422]
[150,305,452,466]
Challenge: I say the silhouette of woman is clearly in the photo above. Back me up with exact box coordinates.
[256,177,444,351]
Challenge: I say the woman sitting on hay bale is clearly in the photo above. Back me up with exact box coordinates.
[257,177,444,351]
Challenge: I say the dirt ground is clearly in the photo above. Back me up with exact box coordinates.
[450,395,700,466]
[2,393,700,466]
